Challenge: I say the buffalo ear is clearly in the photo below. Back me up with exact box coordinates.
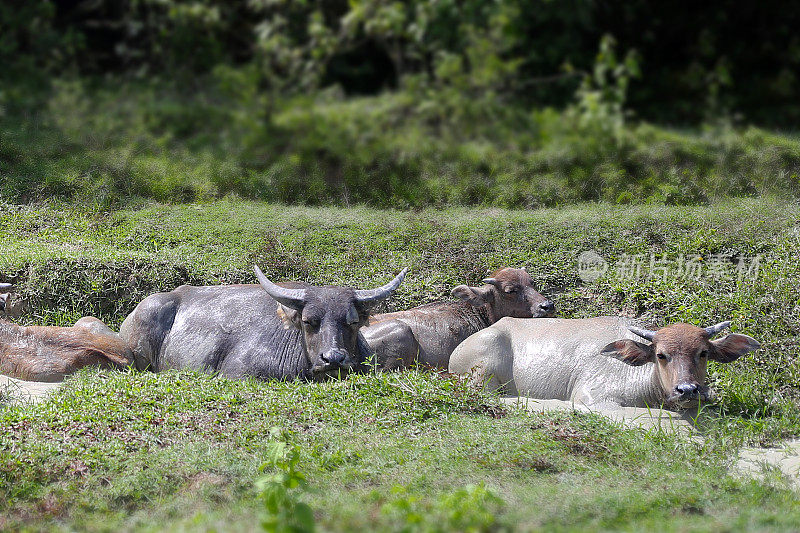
[276,303,302,330]
[710,333,760,363]
[87,348,132,368]
[451,285,494,306]
[601,339,655,366]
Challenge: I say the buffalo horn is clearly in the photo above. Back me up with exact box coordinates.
[481,278,498,285]
[253,265,307,310]
[0,283,12,291]
[628,325,656,341]
[354,268,408,306]
[704,321,732,337]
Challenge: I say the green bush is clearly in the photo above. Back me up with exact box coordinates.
[381,483,506,532]
[2,76,800,208]
[257,433,316,533]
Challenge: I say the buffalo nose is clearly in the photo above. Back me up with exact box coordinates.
[675,383,699,397]
[321,350,347,366]
[538,300,555,315]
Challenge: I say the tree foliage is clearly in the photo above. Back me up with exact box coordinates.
[2,0,798,126]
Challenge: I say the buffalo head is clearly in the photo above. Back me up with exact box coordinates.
[0,282,12,314]
[450,267,554,321]
[601,321,760,408]
[255,266,408,378]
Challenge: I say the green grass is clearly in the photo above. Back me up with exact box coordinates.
[1,197,799,530]
[2,369,799,532]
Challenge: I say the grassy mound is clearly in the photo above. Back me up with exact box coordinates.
[1,198,798,443]
[2,198,799,529]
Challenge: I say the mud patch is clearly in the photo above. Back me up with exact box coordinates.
[501,397,697,435]
[0,375,61,403]
[736,441,800,489]
[504,396,800,489]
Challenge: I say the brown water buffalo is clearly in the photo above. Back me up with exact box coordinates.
[449,316,760,409]
[119,266,408,381]
[0,316,134,382]
[362,267,554,369]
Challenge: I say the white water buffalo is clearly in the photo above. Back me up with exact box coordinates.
[362,268,554,369]
[119,266,408,381]
[449,316,760,408]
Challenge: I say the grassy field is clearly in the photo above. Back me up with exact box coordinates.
[1,197,800,530]
[3,369,800,532]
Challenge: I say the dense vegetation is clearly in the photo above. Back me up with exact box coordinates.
[3,78,800,207]
[5,1,800,126]
[2,1,800,207]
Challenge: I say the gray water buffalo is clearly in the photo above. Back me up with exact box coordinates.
[362,267,554,369]
[0,316,133,382]
[449,316,760,408]
[119,266,408,381]
[0,282,12,313]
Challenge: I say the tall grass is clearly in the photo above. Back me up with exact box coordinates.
[2,78,799,207]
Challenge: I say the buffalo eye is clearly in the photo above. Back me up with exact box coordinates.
[698,349,708,359]
[505,288,517,294]
[302,317,320,328]
[656,353,667,361]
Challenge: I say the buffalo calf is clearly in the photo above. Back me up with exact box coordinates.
[363,267,555,369]
[449,316,759,409]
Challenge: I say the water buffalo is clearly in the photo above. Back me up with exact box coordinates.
[0,316,134,382]
[0,282,12,313]
[449,316,760,408]
[362,267,555,369]
[119,266,408,381]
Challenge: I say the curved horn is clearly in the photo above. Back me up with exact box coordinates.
[253,265,306,310]
[0,283,12,291]
[354,268,408,306]
[704,321,731,337]
[481,278,498,286]
[628,325,656,341]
